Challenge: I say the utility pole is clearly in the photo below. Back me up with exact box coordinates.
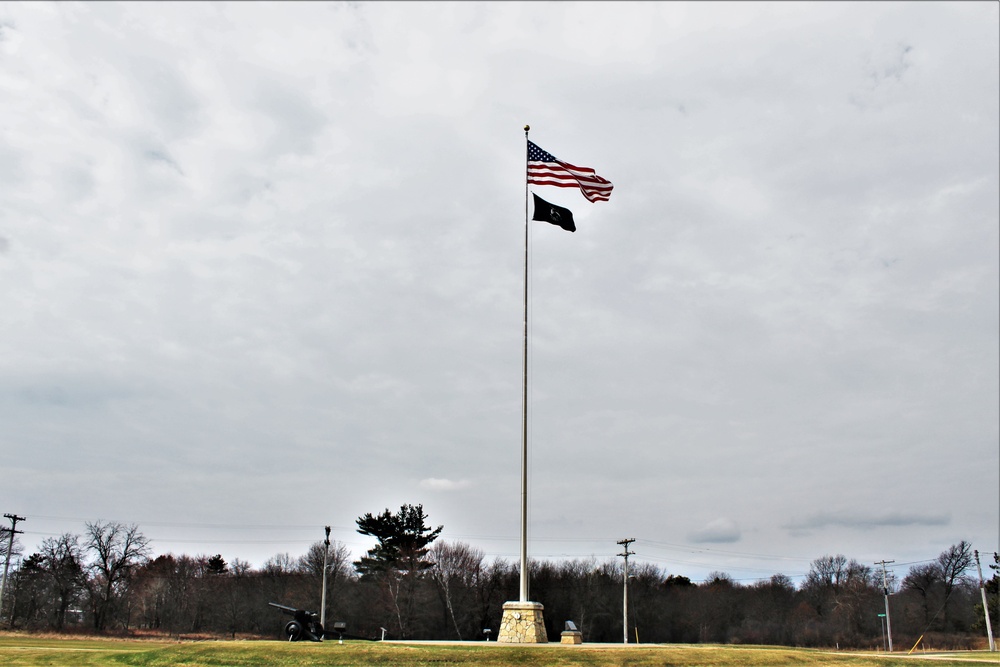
[974,550,996,651]
[0,514,26,623]
[320,526,331,630]
[617,538,635,644]
[875,559,894,652]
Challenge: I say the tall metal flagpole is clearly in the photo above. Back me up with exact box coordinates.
[520,124,530,603]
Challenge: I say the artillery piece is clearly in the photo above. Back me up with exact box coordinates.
[268,602,356,642]
[268,602,333,642]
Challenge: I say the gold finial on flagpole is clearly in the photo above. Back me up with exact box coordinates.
[524,124,530,132]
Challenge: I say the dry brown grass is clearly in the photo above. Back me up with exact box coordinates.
[0,632,996,667]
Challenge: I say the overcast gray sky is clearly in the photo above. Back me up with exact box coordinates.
[1,1,997,586]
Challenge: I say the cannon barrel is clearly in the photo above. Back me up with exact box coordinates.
[268,602,298,616]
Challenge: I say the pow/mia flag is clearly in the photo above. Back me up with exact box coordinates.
[531,193,576,232]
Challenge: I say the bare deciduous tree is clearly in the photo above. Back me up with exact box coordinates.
[84,521,150,631]
[299,539,352,624]
[429,541,485,640]
[261,552,297,575]
[938,540,973,597]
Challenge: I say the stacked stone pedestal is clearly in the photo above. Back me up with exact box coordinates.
[497,601,547,643]
[560,630,583,644]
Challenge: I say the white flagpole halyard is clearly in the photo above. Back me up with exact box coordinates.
[520,124,530,603]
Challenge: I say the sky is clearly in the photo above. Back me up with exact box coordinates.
[1,1,998,588]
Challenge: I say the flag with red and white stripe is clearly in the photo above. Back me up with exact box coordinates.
[526,140,613,203]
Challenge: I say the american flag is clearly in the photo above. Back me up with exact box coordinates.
[526,140,613,203]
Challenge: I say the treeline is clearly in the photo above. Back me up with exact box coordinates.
[2,521,997,649]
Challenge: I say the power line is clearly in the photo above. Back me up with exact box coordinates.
[12,512,943,585]
[25,514,356,532]
[636,538,816,563]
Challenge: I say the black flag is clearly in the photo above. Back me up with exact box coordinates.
[531,193,576,232]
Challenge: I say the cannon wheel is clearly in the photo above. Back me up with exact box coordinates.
[284,620,303,641]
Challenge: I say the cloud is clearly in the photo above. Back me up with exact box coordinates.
[419,478,472,492]
[0,1,994,578]
[784,510,951,534]
[688,518,741,544]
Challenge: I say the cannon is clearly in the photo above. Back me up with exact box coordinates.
[268,602,326,642]
[268,602,375,642]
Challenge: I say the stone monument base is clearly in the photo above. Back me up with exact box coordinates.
[497,601,547,643]
[560,630,583,644]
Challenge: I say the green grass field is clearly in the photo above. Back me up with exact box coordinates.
[0,635,996,667]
